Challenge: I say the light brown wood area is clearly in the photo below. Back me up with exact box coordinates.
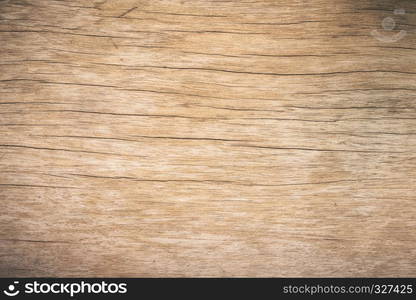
[0,0,415,277]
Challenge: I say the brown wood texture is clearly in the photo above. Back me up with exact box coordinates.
[0,0,415,277]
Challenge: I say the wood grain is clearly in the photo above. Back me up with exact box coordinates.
[0,0,415,277]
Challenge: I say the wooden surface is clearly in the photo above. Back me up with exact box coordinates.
[0,0,415,277]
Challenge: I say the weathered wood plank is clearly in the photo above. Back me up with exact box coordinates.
[0,0,415,277]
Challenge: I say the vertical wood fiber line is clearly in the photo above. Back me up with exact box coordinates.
[0,0,415,277]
